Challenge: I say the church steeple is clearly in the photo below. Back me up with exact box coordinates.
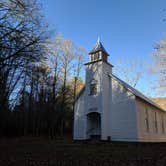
[89,38,109,63]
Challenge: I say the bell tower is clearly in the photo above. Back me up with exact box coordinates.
[84,38,113,140]
[89,37,109,63]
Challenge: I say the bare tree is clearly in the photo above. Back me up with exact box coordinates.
[51,34,86,137]
[114,57,143,88]
[151,40,166,96]
[58,37,76,137]
[73,47,85,100]
[0,1,86,138]
[0,0,49,111]
[0,0,50,136]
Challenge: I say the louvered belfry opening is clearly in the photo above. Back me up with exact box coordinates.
[89,38,109,63]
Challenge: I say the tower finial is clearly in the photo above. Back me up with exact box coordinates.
[89,37,109,56]
[97,36,100,43]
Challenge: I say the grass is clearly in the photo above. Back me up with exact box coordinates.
[0,137,166,165]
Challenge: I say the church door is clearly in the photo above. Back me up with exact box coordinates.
[87,112,101,140]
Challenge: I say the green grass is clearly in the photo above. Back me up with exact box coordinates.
[0,137,166,165]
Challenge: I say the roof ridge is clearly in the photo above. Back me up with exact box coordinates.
[109,73,166,112]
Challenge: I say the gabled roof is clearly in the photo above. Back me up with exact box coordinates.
[108,74,166,112]
[89,38,109,55]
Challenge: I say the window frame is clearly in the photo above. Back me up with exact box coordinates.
[89,80,98,96]
[161,114,165,134]
[154,112,158,133]
[145,108,149,132]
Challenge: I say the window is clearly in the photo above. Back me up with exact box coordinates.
[94,53,99,61]
[161,115,165,134]
[145,108,149,132]
[93,54,97,61]
[89,83,97,95]
[89,80,97,96]
[154,112,158,133]
[91,54,94,61]
[90,52,102,62]
[99,51,102,59]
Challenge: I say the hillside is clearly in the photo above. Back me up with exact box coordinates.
[152,98,166,110]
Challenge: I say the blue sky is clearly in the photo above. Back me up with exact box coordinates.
[40,0,166,97]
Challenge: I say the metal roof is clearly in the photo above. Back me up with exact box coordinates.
[89,38,109,55]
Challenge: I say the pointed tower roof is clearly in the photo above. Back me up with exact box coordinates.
[89,37,109,56]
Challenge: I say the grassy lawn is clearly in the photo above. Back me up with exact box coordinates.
[0,137,166,166]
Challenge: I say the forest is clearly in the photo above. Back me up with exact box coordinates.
[0,0,85,138]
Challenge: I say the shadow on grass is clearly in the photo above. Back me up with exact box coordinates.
[0,137,166,165]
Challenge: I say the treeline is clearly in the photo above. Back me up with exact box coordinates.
[0,0,84,138]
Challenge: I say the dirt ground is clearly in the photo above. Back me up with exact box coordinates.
[0,137,166,166]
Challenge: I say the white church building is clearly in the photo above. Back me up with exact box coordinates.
[73,39,166,142]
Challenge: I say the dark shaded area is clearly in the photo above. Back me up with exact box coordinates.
[0,137,166,166]
[0,0,84,139]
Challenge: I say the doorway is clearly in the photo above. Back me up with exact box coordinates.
[87,112,101,140]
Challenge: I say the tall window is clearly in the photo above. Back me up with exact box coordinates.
[89,80,97,96]
[91,54,94,61]
[145,108,149,132]
[154,112,158,133]
[94,53,100,61]
[161,115,165,134]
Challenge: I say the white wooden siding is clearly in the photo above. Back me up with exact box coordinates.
[110,78,138,141]
[136,98,166,142]
[73,92,86,140]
